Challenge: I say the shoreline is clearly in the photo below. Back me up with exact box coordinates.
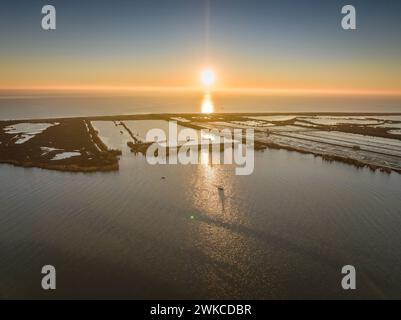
[260,141,401,174]
[1,111,401,123]
[0,159,119,173]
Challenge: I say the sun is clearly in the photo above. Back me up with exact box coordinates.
[200,68,216,87]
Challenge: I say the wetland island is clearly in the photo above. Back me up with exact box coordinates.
[1,113,401,174]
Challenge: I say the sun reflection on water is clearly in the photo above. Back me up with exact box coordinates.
[201,93,214,114]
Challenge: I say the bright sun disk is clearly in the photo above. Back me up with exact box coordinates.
[201,69,216,87]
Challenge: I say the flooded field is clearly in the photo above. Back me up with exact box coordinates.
[191,114,401,173]
[3,122,59,144]
[91,121,132,153]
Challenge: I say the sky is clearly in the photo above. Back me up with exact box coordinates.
[1,0,401,94]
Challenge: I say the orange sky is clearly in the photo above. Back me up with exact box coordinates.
[1,1,401,96]
[1,53,401,96]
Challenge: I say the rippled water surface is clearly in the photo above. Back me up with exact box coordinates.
[1,92,401,119]
[1,147,401,299]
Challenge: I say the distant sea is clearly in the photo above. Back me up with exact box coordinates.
[0,91,401,120]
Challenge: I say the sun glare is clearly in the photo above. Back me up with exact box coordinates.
[201,69,216,87]
[201,93,214,113]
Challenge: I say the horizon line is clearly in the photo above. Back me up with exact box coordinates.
[1,86,401,96]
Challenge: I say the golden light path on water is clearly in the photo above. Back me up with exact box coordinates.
[201,92,214,113]
[200,68,216,113]
[185,148,255,295]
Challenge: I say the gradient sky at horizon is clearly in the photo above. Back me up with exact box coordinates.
[1,0,401,93]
